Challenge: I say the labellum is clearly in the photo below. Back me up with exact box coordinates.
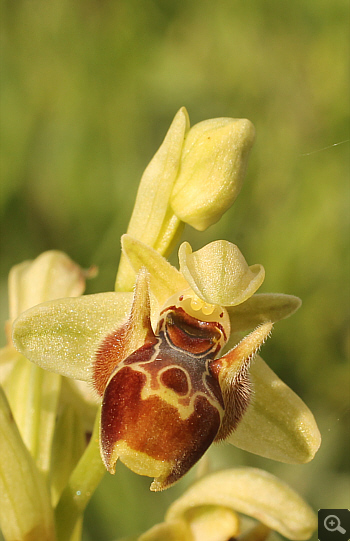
[94,269,272,491]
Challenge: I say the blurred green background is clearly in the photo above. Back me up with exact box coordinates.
[1,0,349,539]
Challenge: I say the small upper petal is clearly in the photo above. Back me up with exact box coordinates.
[179,241,265,306]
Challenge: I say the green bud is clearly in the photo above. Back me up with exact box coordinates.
[8,250,86,321]
[115,110,255,291]
[171,117,255,230]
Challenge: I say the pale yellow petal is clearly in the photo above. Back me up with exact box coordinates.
[179,241,264,306]
[184,505,240,541]
[138,520,193,541]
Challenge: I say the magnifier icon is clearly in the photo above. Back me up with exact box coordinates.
[324,515,346,534]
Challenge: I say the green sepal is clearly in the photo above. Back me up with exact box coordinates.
[12,292,133,383]
[227,356,321,464]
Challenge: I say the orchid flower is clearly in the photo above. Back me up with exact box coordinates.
[12,236,320,492]
[2,107,321,541]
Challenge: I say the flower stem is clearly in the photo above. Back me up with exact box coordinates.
[54,409,105,541]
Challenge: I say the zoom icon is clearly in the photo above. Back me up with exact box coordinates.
[318,510,350,541]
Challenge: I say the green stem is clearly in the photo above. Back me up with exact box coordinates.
[54,409,105,541]
[50,405,86,506]
[31,367,62,473]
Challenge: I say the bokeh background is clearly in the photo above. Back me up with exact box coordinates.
[1,0,349,539]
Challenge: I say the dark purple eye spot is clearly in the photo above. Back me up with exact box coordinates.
[220,312,224,318]
[179,295,184,301]
[160,367,189,396]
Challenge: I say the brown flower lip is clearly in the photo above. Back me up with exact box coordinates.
[98,303,228,490]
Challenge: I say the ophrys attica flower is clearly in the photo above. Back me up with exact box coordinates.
[12,237,321,491]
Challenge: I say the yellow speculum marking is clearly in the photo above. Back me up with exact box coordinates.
[182,291,216,316]
[160,288,231,343]
[139,365,222,421]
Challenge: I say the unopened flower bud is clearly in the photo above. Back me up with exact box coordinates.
[171,117,255,230]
